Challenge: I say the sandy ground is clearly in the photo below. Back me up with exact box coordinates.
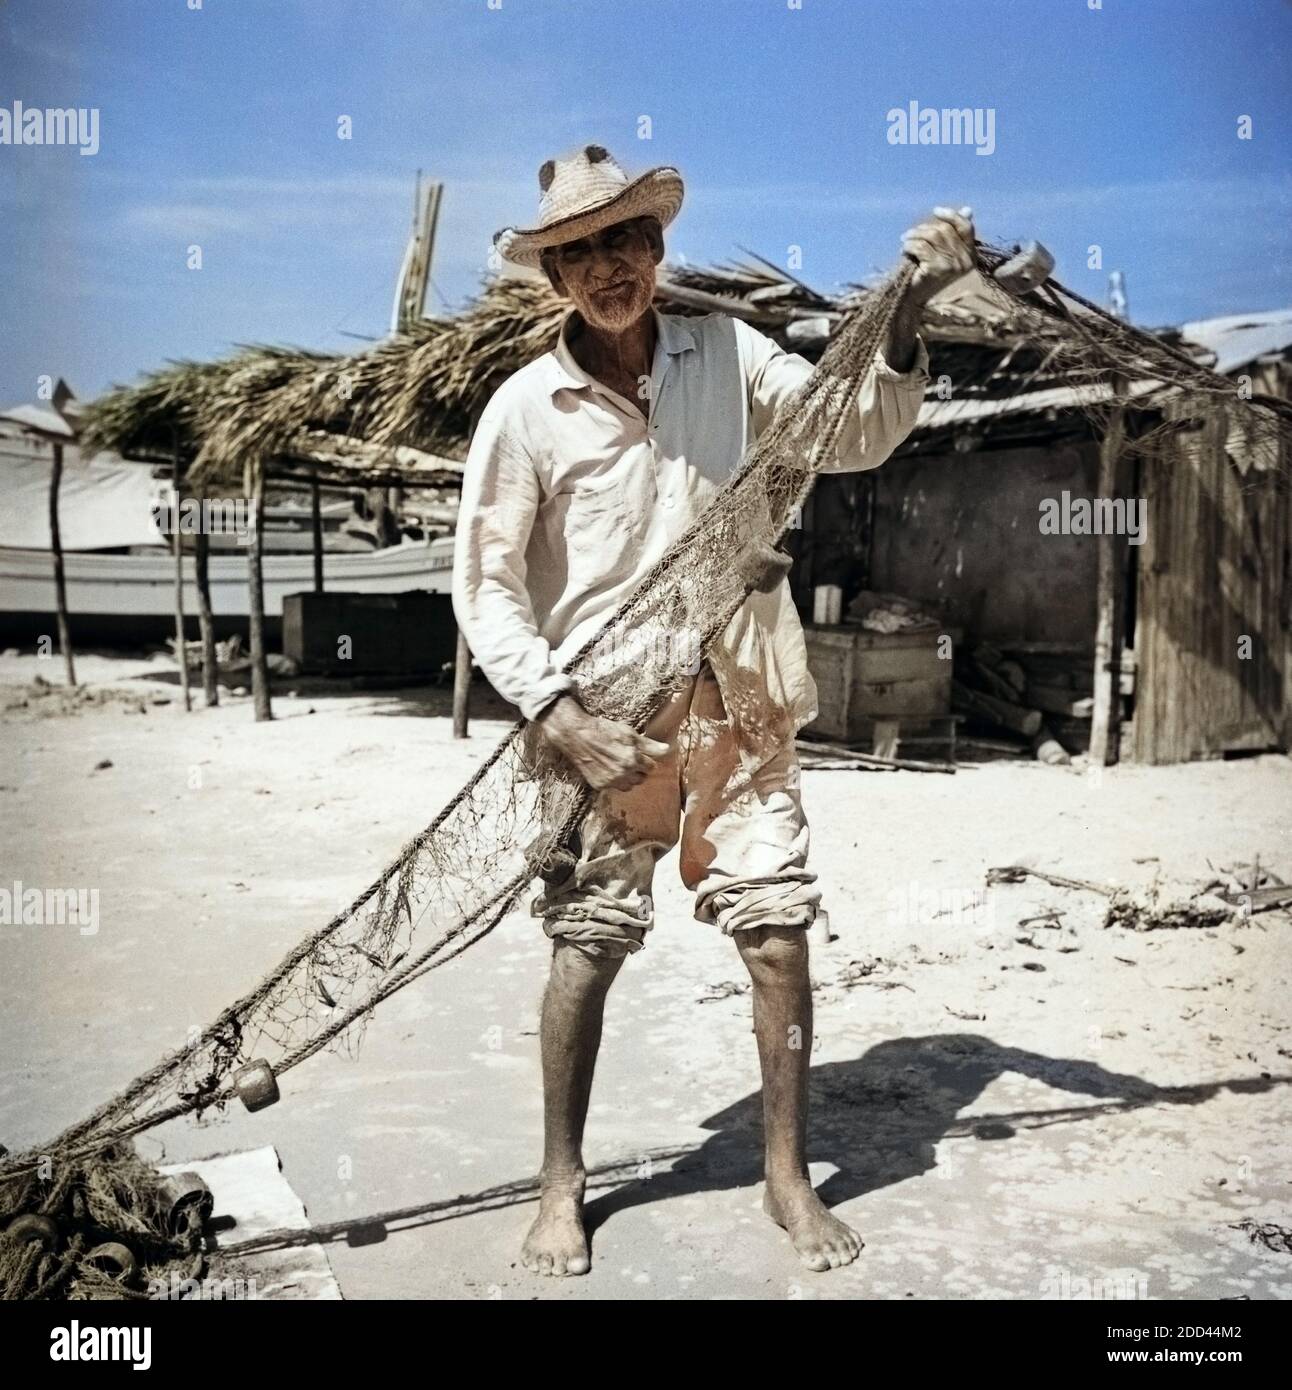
[2,649,1290,1301]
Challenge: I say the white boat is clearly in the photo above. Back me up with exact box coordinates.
[0,535,455,621]
[0,420,458,642]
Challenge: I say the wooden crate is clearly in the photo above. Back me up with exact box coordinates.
[803,624,955,741]
[283,590,456,675]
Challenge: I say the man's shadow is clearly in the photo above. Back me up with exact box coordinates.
[213,1035,1281,1260]
[583,1033,1259,1231]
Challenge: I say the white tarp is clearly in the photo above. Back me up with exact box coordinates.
[0,431,167,550]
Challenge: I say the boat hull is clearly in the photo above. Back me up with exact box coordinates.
[0,539,457,646]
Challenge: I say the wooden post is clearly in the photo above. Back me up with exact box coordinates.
[247,464,272,722]
[452,627,471,739]
[452,408,485,738]
[311,473,324,593]
[194,482,218,707]
[171,437,192,712]
[48,440,76,687]
[1089,384,1128,765]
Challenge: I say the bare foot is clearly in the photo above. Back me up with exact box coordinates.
[521,1176,590,1277]
[764,1175,863,1272]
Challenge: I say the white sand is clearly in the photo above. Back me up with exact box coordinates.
[2,651,1290,1300]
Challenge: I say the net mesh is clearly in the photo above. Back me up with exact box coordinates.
[11,257,918,1174]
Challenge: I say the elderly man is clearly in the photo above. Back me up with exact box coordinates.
[453,145,973,1275]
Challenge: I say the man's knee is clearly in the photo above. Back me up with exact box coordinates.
[734,924,809,982]
[551,934,632,983]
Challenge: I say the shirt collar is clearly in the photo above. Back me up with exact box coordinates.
[547,307,696,398]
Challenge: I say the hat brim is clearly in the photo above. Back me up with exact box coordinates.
[495,167,684,268]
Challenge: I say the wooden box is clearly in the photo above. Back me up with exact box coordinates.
[802,623,955,741]
[282,590,456,675]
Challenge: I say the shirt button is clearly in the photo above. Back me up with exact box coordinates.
[662,494,674,509]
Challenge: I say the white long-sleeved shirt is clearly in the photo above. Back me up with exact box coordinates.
[452,306,929,767]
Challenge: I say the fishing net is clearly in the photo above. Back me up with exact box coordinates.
[0,1146,204,1301]
[964,244,1292,464]
[4,242,1290,1298]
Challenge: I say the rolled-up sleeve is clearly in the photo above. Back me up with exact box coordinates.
[451,405,575,720]
[736,318,928,473]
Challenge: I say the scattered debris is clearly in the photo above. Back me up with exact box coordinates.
[836,957,914,991]
[4,682,152,720]
[1018,911,1064,929]
[988,864,1113,896]
[796,736,955,775]
[986,863,1268,930]
[1104,884,1233,932]
[696,980,749,1004]
[1230,1220,1292,1255]
[1031,724,1070,765]
[840,957,884,984]
[952,641,1130,760]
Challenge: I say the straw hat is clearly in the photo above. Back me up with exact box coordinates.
[494,144,684,268]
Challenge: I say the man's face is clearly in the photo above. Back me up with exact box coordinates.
[542,217,662,332]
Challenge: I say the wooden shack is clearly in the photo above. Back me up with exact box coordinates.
[795,306,1292,765]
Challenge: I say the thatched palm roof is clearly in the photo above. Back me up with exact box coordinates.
[80,253,1137,488]
[78,261,858,489]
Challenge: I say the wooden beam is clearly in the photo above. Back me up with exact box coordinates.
[171,437,192,712]
[452,407,488,739]
[121,452,461,493]
[48,441,76,687]
[193,482,218,707]
[452,627,471,739]
[311,474,324,594]
[952,679,1042,737]
[269,465,461,491]
[654,277,790,325]
[1089,380,1128,764]
[247,465,272,722]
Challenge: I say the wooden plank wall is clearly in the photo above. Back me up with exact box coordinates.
[1134,370,1290,764]
[862,442,1099,646]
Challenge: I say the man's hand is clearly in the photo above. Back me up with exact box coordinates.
[537,694,669,791]
[901,205,976,306]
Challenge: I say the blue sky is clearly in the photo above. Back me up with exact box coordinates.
[2,0,1289,409]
